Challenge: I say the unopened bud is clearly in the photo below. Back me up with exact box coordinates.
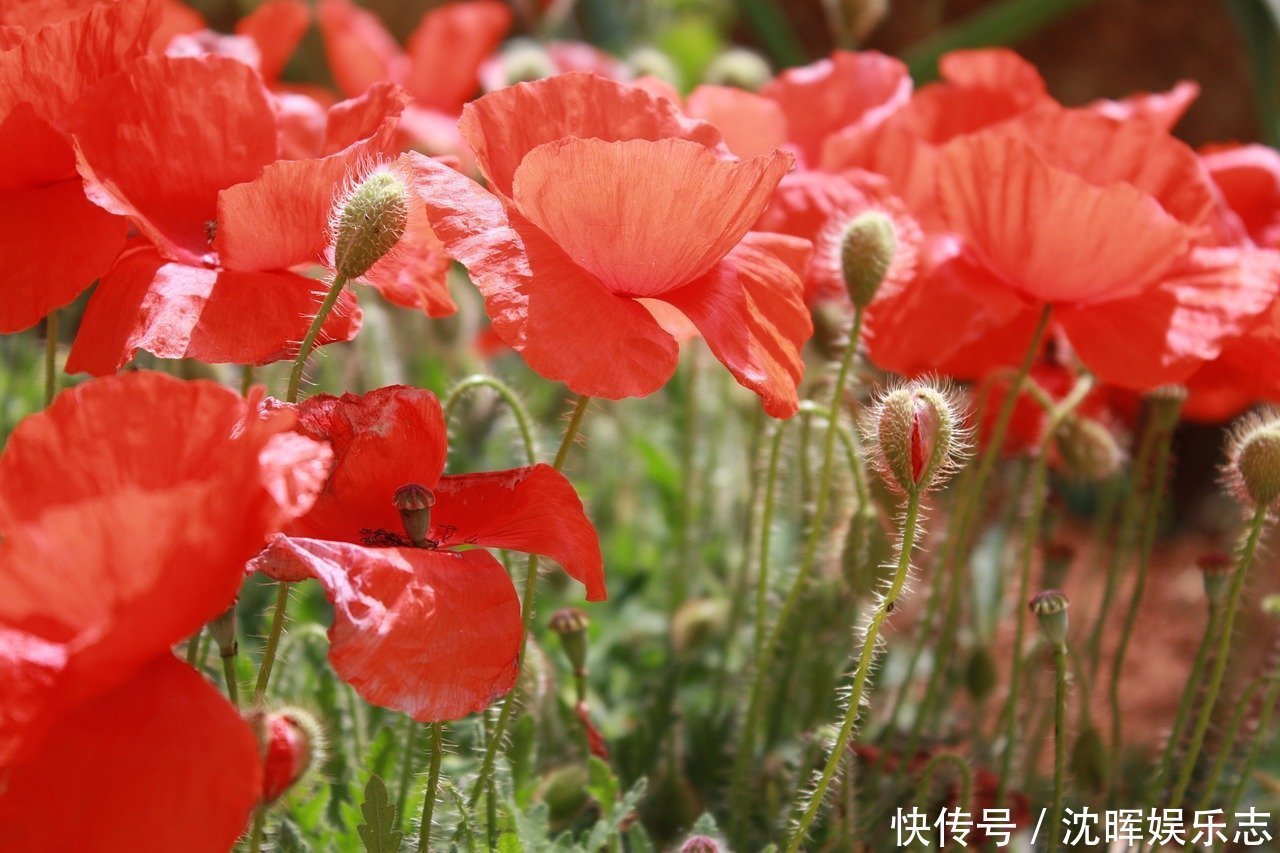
[627,46,680,87]
[1041,542,1075,590]
[549,607,590,676]
[839,211,896,309]
[1197,551,1234,605]
[333,171,408,279]
[1229,414,1280,506]
[867,381,967,495]
[258,708,320,803]
[680,836,723,853]
[1263,594,1280,618]
[537,764,591,826]
[1029,590,1070,646]
[703,47,772,90]
[1054,415,1123,481]
[964,646,998,702]
[393,483,434,547]
[491,39,555,87]
[671,597,728,657]
[210,600,237,659]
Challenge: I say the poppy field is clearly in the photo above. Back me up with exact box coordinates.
[6,0,1280,850]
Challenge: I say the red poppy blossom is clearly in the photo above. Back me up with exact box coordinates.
[0,0,155,333]
[249,385,605,721]
[63,53,454,375]
[413,74,812,417]
[0,371,332,850]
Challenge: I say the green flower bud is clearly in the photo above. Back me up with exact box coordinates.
[1053,415,1124,481]
[702,48,772,90]
[627,46,680,87]
[333,171,408,280]
[1197,551,1233,606]
[839,211,896,310]
[867,381,968,495]
[1230,414,1280,506]
[549,607,590,676]
[964,646,998,702]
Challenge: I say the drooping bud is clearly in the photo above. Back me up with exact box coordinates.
[1197,551,1234,606]
[680,836,723,853]
[839,211,897,309]
[1041,542,1075,590]
[1228,412,1280,507]
[333,171,408,280]
[1053,415,1124,481]
[964,646,998,702]
[393,483,434,548]
[537,764,591,828]
[257,708,321,803]
[703,47,772,90]
[627,46,680,87]
[549,607,590,701]
[866,380,967,495]
[1029,590,1070,647]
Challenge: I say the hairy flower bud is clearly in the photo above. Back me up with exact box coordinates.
[839,211,896,309]
[256,709,321,804]
[393,482,435,548]
[680,836,723,853]
[333,171,408,279]
[1053,415,1123,481]
[866,381,967,495]
[702,47,771,90]
[1029,590,1070,647]
[1228,412,1280,507]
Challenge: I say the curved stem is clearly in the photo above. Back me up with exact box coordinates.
[443,375,538,466]
[43,310,57,406]
[418,723,444,852]
[1169,504,1270,808]
[785,488,922,851]
[286,274,348,403]
[468,395,592,807]
[911,752,973,813]
[1050,642,1068,852]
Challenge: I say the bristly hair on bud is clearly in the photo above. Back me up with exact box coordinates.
[331,165,409,280]
[246,707,325,805]
[813,186,921,311]
[1224,408,1280,507]
[1052,414,1125,482]
[863,378,971,497]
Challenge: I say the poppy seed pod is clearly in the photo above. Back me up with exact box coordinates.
[1228,414,1280,507]
[392,482,435,548]
[257,709,321,804]
[333,171,408,280]
[866,381,967,495]
[839,211,897,310]
[549,607,590,676]
[1196,551,1234,605]
[703,48,772,90]
[1029,590,1070,647]
[1053,415,1123,481]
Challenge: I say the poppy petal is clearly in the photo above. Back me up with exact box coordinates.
[659,232,811,418]
[936,132,1193,304]
[65,245,360,375]
[432,464,606,601]
[70,54,279,264]
[685,84,788,161]
[236,0,310,84]
[411,152,681,399]
[323,81,412,155]
[1202,143,1280,248]
[284,385,450,543]
[459,72,724,198]
[512,137,791,297]
[251,537,522,721]
[317,0,407,98]
[1088,80,1199,132]
[404,0,510,113]
[0,655,261,853]
[0,626,66,765]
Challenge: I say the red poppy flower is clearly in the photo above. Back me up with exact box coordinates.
[1201,143,1280,249]
[0,371,332,850]
[0,0,155,333]
[318,0,510,159]
[876,108,1277,390]
[758,50,911,171]
[249,385,605,721]
[63,53,454,375]
[410,74,811,417]
[1087,80,1200,133]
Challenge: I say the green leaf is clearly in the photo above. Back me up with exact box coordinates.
[584,757,619,819]
[276,816,311,853]
[356,775,404,853]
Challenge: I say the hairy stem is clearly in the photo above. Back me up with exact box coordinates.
[418,723,444,852]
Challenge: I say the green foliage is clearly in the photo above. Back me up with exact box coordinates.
[356,776,403,853]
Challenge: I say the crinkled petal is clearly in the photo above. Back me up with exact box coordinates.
[251,538,521,721]
[1088,80,1199,132]
[660,232,812,418]
[404,0,510,112]
[236,0,310,84]
[433,464,605,601]
[70,54,278,264]
[685,84,788,160]
[936,131,1193,304]
[317,0,407,98]
[937,48,1048,98]
[1202,143,1280,248]
[460,72,724,198]
[65,245,360,375]
[323,81,412,155]
[0,655,262,853]
[412,152,680,399]
[0,626,67,766]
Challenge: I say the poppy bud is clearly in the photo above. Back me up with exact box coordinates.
[549,607,590,688]
[680,836,722,853]
[1029,590,1070,647]
[703,47,772,90]
[1264,594,1280,618]
[393,482,434,548]
[333,171,408,280]
[627,47,680,87]
[1197,551,1233,605]
[866,380,967,496]
[257,709,321,804]
[1041,542,1075,590]
[839,211,896,310]
[537,764,591,828]
[1053,415,1123,481]
[671,598,728,658]
[1227,413,1280,507]
[207,600,237,659]
[964,646,998,702]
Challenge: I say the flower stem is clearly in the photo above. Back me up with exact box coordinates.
[253,581,290,703]
[1228,674,1280,815]
[443,375,539,466]
[286,274,348,404]
[1197,675,1268,811]
[1169,503,1270,809]
[222,650,240,708]
[1050,641,1068,852]
[43,310,57,406]
[418,723,444,852]
[397,719,420,827]
[185,628,202,666]
[468,394,592,808]
[911,752,973,812]
[785,487,923,851]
